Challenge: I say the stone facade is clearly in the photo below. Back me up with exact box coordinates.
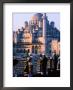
[13,13,60,57]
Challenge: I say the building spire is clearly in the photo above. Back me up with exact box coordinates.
[42,13,47,55]
[43,13,47,19]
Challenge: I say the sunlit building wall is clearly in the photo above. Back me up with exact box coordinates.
[13,13,60,56]
[51,40,60,55]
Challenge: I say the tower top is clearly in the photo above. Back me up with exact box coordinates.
[43,13,47,19]
[43,13,46,16]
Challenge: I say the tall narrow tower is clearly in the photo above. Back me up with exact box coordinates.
[42,13,47,55]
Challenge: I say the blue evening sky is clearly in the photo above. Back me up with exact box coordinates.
[12,13,60,31]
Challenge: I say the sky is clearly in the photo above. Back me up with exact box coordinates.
[12,13,60,31]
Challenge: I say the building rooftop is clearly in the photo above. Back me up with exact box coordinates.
[30,13,43,21]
